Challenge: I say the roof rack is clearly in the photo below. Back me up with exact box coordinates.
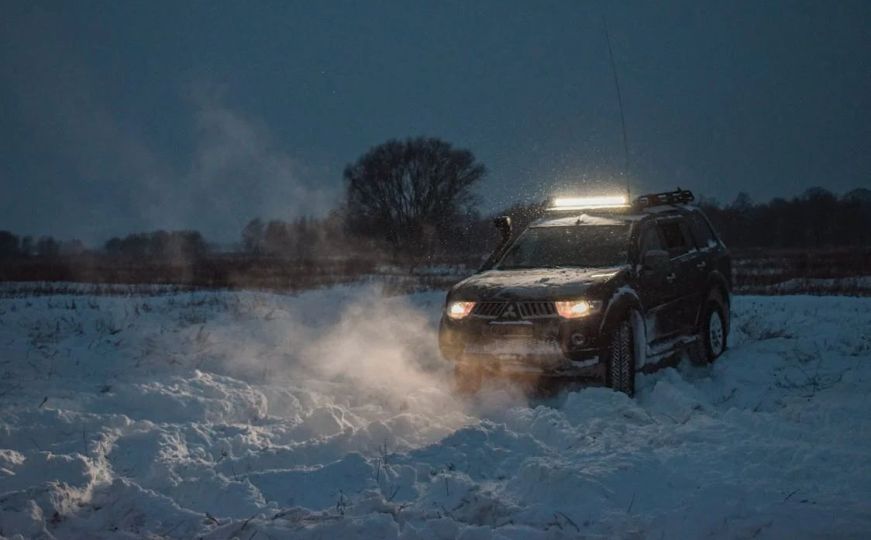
[633,188,694,209]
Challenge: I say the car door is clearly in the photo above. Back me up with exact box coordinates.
[684,211,720,319]
[636,221,683,341]
[655,217,698,335]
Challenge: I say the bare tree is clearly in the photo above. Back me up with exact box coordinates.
[343,137,486,258]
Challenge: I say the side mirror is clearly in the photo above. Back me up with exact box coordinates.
[493,216,512,242]
[479,216,513,271]
[642,249,670,274]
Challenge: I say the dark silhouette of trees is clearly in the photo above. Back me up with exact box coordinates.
[242,218,265,255]
[58,239,86,256]
[104,230,207,261]
[343,137,486,257]
[263,220,292,256]
[699,187,871,248]
[20,236,34,257]
[0,233,82,259]
[35,236,60,257]
[0,231,20,258]
[240,214,350,260]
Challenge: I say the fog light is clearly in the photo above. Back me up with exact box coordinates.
[570,333,586,347]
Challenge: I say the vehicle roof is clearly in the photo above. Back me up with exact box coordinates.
[531,204,701,228]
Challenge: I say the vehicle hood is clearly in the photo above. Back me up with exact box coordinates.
[450,266,628,301]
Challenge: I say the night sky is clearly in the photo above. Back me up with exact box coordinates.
[2,1,869,243]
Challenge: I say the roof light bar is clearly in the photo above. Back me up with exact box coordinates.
[549,195,629,211]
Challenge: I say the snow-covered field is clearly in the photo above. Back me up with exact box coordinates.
[1,285,870,539]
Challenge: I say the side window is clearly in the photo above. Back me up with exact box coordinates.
[657,219,693,258]
[687,212,718,249]
[639,225,664,255]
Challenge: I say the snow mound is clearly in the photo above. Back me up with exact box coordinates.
[1,287,869,538]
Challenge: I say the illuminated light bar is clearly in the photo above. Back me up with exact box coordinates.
[549,195,629,211]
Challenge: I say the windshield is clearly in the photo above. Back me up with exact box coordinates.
[497,225,630,270]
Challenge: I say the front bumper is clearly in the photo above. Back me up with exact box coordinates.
[439,313,606,378]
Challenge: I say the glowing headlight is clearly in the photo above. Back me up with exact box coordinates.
[446,301,476,319]
[554,300,600,319]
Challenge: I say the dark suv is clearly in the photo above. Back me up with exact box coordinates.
[439,189,731,395]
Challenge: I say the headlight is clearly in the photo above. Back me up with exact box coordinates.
[554,300,600,319]
[446,301,476,319]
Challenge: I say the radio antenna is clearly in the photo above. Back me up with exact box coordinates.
[603,16,631,199]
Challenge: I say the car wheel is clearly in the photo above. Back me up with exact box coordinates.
[605,316,636,396]
[454,363,482,394]
[696,300,727,363]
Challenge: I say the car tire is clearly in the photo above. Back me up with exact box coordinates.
[693,299,728,363]
[454,363,482,394]
[605,316,636,396]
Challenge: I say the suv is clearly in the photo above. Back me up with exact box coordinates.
[439,189,731,395]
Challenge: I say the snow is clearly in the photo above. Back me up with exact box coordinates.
[1,285,870,538]
[764,276,871,294]
[533,214,630,227]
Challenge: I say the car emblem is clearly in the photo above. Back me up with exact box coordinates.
[499,303,520,320]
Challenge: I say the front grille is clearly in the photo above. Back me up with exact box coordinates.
[517,301,556,319]
[472,302,505,318]
[471,301,556,319]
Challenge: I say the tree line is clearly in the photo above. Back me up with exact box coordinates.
[1,136,869,267]
[700,188,871,249]
[0,233,82,259]
[104,231,208,261]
